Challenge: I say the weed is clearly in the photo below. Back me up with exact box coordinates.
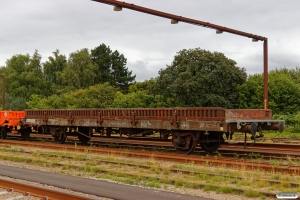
[270,159,279,167]
[148,182,161,188]
[243,189,261,198]
[216,186,234,194]
[203,185,217,191]
[174,179,183,187]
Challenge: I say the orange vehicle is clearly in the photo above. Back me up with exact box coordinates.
[0,111,31,139]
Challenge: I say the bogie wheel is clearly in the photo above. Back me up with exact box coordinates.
[174,135,196,155]
[200,132,221,154]
[54,128,67,144]
[78,127,91,144]
[20,127,31,140]
[0,128,8,139]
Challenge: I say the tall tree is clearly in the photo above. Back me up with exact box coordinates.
[58,48,97,91]
[154,48,247,108]
[91,44,112,84]
[91,43,136,93]
[3,50,50,100]
[43,49,67,88]
[110,50,136,92]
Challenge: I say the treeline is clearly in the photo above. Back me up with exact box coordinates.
[0,43,135,110]
[1,46,300,131]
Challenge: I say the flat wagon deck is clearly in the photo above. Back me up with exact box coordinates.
[24,108,284,154]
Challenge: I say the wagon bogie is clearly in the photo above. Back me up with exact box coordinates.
[172,131,199,155]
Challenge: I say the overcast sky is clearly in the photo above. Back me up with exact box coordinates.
[1,0,299,81]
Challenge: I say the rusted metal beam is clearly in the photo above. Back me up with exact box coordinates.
[0,178,91,200]
[92,0,269,109]
[92,0,265,40]
[264,39,268,109]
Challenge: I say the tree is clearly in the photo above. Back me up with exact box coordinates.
[57,48,97,91]
[237,69,300,114]
[112,80,168,108]
[26,83,118,109]
[2,50,50,100]
[4,93,28,110]
[43,50,67,94]
[154,48,247,108]
[236,74,263,109]
[91,43,136,93]
[91,44,112,84]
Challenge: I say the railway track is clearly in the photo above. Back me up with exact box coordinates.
[1,138,300,199]
[8,149,300,188]
[0,177,91,200]
[6,133,300,160]
[1,139,300,175]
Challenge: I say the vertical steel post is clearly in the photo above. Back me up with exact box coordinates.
[263,39,268,109]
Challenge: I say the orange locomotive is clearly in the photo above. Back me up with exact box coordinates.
[0,111,31,139]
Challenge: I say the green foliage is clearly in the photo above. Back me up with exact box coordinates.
[237,68,300,114]
[154,48,247,108]
[91,43,136,93]
[236,74,263,109]
[2,50,51,99]
[3,93,28,110]
[26,83,117,109]
[43,49,67,94]
[57,48,97,91]
[273,112,300,134]
[112,80,173,108]
[112,91,162,108]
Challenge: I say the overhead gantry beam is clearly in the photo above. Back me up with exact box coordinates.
[92,0,269,109]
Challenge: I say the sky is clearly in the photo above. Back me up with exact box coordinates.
[1,0,299,82]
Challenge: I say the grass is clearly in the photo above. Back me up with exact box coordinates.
[0,144,299,199]
[231,131,300,140]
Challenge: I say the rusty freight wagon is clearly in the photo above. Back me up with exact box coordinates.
[24,107,284,154]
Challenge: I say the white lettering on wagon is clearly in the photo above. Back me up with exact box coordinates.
[180,121,190,129]
[110,121,129,127]
[140,120,152,128]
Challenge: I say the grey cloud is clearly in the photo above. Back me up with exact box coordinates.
[1,0,299,81]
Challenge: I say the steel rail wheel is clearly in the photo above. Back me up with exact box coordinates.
[0,128,7,139]
[54,128,67,144]
[200,132,221,154]
[174,133,197,155]
[20,127,31,140]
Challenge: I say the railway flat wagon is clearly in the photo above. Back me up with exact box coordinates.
[0,111,32,139]
[24,108,284,154]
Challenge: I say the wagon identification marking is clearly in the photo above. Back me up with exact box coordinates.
[109,120,130,127]
[180,121,190,129]
[140,120,152,128]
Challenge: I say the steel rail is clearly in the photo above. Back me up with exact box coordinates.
[1,140,300,174]
[14,150,300,189]
[11,134,300,158]
[0,178,92,200]
[92,0,269,108]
